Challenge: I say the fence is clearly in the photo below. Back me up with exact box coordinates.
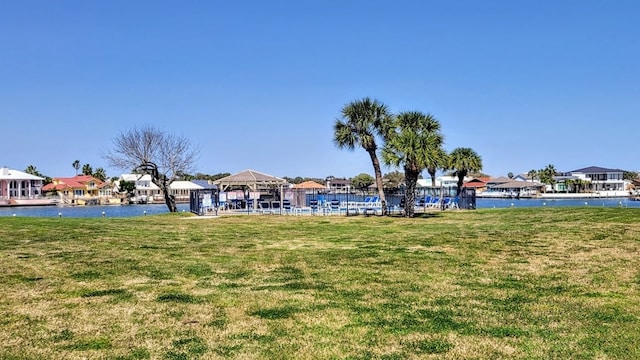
[201,185,475,216]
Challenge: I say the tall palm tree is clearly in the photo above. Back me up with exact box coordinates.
[382,111,443,217]
[539,164,557,192]
[24,165,40,176]
[334,98,393,214]
[82,163,93,176]
[72,160,80,175]
[93,167,107,182]
[448,147,483,196]
[527,169,538,182]
[426,147,448,187]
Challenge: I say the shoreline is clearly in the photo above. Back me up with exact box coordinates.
[478,191,631,200]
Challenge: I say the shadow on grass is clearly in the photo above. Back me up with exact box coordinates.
[386,212,442,219]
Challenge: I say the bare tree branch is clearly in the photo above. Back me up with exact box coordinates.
[103,125,199,212]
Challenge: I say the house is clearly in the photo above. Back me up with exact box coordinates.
[417,175,473,188]
[116,174,213,203]
[481,176,544,198]
[169,180,204,202]
[0,166,49,206]
[42,175,105,205]
[117,174,161,203]
[326,177,350,192]
[565,166,629,193]
[463,177,490,192]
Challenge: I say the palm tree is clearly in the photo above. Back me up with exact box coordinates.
[448,147,483,196]
[382,111,443,217]
[334,97,393,214]
[24,165,40,176]
[72,160,80,175]
[527,169,538,182]
[564,178,574,193]
[539,164,557,192]
[93,167,107,182]
[426,147,448,187]
[82,163,93,176]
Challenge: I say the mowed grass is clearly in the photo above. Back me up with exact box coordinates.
[1,208,639,359]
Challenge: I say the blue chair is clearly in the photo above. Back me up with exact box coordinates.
[309,199,319,215]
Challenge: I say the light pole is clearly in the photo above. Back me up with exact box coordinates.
[245,187,250,215]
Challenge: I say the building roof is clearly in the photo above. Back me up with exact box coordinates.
[570,166,625,173]
[213,169,286,191]
[121,173,153,182]
[0,167,44,181]
[42,175,104,191]
[191,180,218,189]
[293,180,326,189]
[169,181,204,190]
[486,176,512,184]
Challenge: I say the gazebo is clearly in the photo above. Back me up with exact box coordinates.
[213,169,286,192]
[213,169,287,211]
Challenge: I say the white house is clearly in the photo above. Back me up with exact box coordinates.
[116,174,206,203]
[418,175,472,188]
[0,166,48,205]
[117,174,161,203]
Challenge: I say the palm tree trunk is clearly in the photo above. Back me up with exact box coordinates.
[404,168,419,217]
[456,170,467,196]
[428,167,437,187]
[367,149,387,215]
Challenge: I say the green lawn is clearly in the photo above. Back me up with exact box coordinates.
[1,208,639,359]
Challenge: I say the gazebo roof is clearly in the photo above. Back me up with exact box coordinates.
[213,169,286,191]
[292,180,326,189]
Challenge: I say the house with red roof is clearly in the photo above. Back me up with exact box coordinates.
[463,177,489,192]
[42,175,106,205]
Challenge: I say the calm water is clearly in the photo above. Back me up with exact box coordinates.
[1,198,638,218]
[0,203,191,218]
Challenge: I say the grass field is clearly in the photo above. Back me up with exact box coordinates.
[1,208,639,359]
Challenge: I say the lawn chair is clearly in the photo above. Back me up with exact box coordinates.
[330,199,341,215]
[282,199,292,215]
[309,199,319,215]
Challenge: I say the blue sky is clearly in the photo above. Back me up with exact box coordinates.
[2,1,639,179]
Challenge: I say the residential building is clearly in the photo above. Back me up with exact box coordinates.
[566,166,629,192]
[326,177,350,192]
[43,175,105,205]
[117,174,161,203]
[0,166,47,205]
[418,175,473,188]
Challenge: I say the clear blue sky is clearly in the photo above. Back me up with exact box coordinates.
[2,1,639,179]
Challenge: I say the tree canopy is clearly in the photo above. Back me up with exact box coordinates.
[334,98,393,214]
[382,111,443,217]
[104,125,199,212]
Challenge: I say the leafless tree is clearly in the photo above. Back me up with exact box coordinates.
[104,125,199,212]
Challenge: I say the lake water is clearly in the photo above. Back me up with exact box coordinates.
[0,203,191,218]
[1,198,638,218]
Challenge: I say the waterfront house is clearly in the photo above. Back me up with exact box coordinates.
[326,177,350,192]
[169,180,204,202]
[565,166,629,192]
[0,166,48,205]
[463,177,489,192]
[418,175,473,188]
[481,176,544,198]
[43,175,105,205]
[117,174,161,203]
